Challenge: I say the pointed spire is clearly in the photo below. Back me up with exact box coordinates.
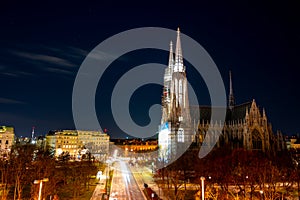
[174,27,184,72]
[229,71,235,109]
[251,99,257,109]
[229,71,233,96]
[168,41,174,69]
[263,108,267,119]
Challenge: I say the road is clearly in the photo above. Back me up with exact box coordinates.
[130,164,166,200]
[109,160,146,200]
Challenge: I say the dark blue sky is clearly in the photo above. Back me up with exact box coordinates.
[0,1,299,138]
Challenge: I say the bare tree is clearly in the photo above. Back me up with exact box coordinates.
[30,146,59,200]
[0,158,11,200]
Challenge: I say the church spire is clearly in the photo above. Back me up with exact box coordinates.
[174,27,184,72]
[229,70,235,109]
[168,41,174,69]
[263,108,267,119]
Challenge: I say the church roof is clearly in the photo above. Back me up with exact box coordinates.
[228,101,252,121]
[190,101,252,123]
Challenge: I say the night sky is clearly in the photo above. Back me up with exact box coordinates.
[0,1,299,138]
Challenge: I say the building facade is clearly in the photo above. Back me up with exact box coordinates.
[46,130,79,158]
[111,139,158,153]
[0,126,15,157]
[77,130,110,160]
[193,99,285,153]
[286,136,300,150]
[158,28,285,163]
[46,130,110,160]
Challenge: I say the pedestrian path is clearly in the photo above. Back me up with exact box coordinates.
[90,168,108,200]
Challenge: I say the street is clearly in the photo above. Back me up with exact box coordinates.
[109,160,146,200]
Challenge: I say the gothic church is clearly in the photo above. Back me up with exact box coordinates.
[158,28,285,162]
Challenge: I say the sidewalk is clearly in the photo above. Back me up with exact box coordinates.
[90,167,108,200]
[130,165,167,200]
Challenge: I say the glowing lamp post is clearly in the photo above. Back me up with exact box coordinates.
[200,176,205,200]
[259,190,263,200]
[34,178,49,200]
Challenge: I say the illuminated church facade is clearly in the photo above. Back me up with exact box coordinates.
[158,28,285,162]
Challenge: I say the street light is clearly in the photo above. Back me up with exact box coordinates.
[244,175,248,199]
[34,178,49,200]
[259,190,263,200]
[200,176,205,200]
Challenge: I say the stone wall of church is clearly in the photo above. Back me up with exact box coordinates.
[195,100,285,153]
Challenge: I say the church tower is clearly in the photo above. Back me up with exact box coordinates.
[159,28,192,163]
[161,41,174,124]
[169,28,191,132]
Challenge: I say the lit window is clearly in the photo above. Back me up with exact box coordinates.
[178,128,184,143]
[179,79,183,105]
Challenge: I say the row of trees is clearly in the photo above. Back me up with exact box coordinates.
[154,146,300,200]
[0,144,99,200]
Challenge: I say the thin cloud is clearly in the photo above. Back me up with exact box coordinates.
[0,98,26,105]
[65,46,89,57]
[88,49,116,61]
[11,51,75,67]
[0,70,35,78]
[2,45,91,77]
[45,67,74,75]
[0,72,19,77]
[39,45,89,58]
[17,71,34,76]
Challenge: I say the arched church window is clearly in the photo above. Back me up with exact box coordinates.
[252,129,262,150]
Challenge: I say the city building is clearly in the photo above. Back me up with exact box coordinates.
[111,138,158,152]
[285,135,300,162]
[77,130,110,160]
[46,130,79,158]
[158,28,285,163]
[0,126,15,157]
[46,130,110,160]
[285,135,300,150]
